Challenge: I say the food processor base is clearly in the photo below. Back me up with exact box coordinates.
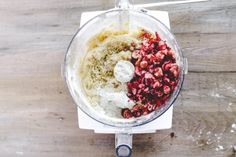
[77,10,173,134]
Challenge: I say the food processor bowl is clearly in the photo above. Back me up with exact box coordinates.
[64,0,187,156]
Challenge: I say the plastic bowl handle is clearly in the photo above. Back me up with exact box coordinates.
[115,133,133,157]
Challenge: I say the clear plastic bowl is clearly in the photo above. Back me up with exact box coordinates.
[64,9,186,128]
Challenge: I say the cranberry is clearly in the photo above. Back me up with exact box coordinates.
[169,80,176,87]
[144,72,155,85]
[170,63,178,70]
[140,49,146,56]
[161,49,168,55]
[163,76,170,84]
[137,89,142,94]
[133,110,142,117]
[163,85,171,95]
[167,50,174,57]
[121,108,133,119]
[138,84,145,89]
[132,50,141,59]
[140,60,148,68]
[155,51,165,62]
[135,67,141,76]
[141,30,152,39]
[158,41,167,50]
[147,104,154,112]
[142,108,149,115]
[156,100,161,107]
[172,70,179,78]
[135,58,142,66]
[143,87,149,93]
[154,67,163,78]
[132,104,140,111]
[149,68,154,73]
[132,88,137,95]
[169,64,179,78]
[147,54,156,62]
[152,104,158,110]
[153,80,162,89]
[155,32,160,41]
[162,61,172,71]
[156,90,164,97]
[144,72,154,79]
[140,70,146,75]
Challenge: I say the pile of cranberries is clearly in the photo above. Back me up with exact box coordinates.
[121,31,180,119]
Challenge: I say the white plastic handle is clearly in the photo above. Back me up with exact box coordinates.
[115,0,133,9]
[184,57,188,75]
[115,133,133,157]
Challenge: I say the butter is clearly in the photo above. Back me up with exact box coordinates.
[114,60,135,83]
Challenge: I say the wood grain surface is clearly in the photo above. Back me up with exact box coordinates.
[0,0,236,157]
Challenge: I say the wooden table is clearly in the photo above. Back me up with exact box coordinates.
[0,0,236,156]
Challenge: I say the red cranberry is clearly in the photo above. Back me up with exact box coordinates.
[169,80,176,87]
[135,67,141,76]
[137,89,142,94]
[121,108,133,119]
[162,61,172,71]
[144,72,154,79]
[156,100,161,107]
[140,70,147,76]
[170,63,178,70]
[163,85,171,95]
[132,88,137,95]
[155,51,165,62]
[141,31,152,39]
[143,87,149,93]
[149,64,154,69]
[169,64,179,78]
[167,50,175,57]
[133,111,142,117]
[161,49,168,55]
[153,80,162,89]
[144,73,155,85]
[127,93,132,97]
[135,58,142,66]
[152,104,158,110]
[138,84,145,89]
[142,108,149,115]
[154,67,163,78]
[149,68,154,73]
[136,94,143,101]
[155,32,160,41]
[140,60,148,68]
[158,41,167,50]
[173,70,179,78]
[132,104,140,111]
[147,104,154,112]
[156,90,163,97]
[132,50,141,59]
[147,54,156,62]
[140,49,146,56]
[163,76,170,84]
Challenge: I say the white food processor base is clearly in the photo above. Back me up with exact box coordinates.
[77,10,173,134]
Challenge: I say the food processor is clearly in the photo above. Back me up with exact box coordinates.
[64,0,188,156]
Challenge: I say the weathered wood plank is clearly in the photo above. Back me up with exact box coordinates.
[0,73,236,156]
[0,0,236,157]
[0,0,236,73]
